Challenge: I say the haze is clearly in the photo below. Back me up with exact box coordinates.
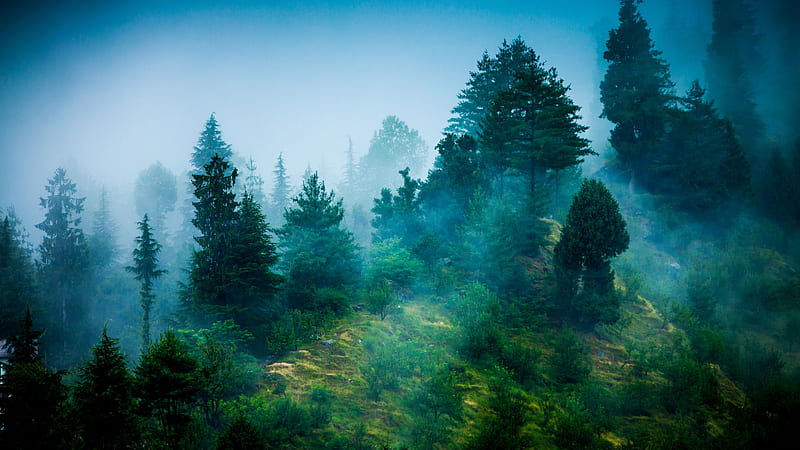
[1,0,707,241]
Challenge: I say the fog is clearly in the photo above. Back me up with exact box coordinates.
[1,0,713,243]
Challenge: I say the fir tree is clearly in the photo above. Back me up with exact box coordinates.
[243,156,267,208]
[554,179,629,325]
[135,330,201,448]
[600,0,674,189]
[271,152,291,222]
[74,326,138,449]
[705,0,764,153]
[127,214,166,347]
[0,309,67,448]
[0,212,37,338]
[280,172,360,311]
[191,113,233,175]
[36,167,90,362]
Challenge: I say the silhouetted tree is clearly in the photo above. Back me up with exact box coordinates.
[600,0,674,189]
[74,326,138,449]
[191,114,233,175]
[36,167,90,361]
[127,214,166,347]
[705,0,764,153]
[0,212,37,338]
[555,179,629,324]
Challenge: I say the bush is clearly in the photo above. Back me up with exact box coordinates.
[550,327,591,385]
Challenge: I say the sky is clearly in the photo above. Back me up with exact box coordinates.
[0,0,709,241]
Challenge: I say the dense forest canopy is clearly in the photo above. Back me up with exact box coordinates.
[2,0,800,448]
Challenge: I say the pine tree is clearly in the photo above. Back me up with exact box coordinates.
[554,179,629,325]
[186,155,239,324]
[243,156,267,208]
[271,152,291,222]
[191,113,233,175]
[448,37,541,136]
[600,0,674,189]
[705,0,764,153]
[135,330,201,448]
[74,326,138,449]
[127,214,166,347]
[221,192,283,328]
[0,309,67,448]
[280,172,360,311]
[653,80,750,213]
[0,211,37,338]
[36,167,90,362]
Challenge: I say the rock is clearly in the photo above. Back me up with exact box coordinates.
[321,339,334,349]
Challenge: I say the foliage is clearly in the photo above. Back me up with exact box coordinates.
[89,187,118,268]
[135,330,202,447]
[74,326,139,449]
[216,415,265,450]
[127,214,166,347]
[280,172,360,311]
[600,0,674,185]
[0,213,37,337]
[371,168,423,246]
[36,167,90,363]
[366,237,424,288]
[466,368,531,449]
[550,327,591,385]
[134,161,177,233]
[191,113,233,175]
[358,115,427,197]
[270,152,292,223]
[555,179,628,324]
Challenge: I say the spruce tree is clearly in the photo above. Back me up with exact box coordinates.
[280,172,360,311]
[36,167,90,362]
[243,156,267,208]
[0,309,67,448]
[74,326,138,449]
[705,0,764,153]
[554,179,629,325]
[191,113,233,175]
[135,330,200,448]
[90,186,118,269]
[127,214,166,347]
[600,0,674,189]
[271,152,291,223]
[0,212,37,338]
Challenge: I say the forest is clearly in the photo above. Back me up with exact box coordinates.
[2,0,800,448]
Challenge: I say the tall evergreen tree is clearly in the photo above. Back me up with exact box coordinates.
[448,37,540,137]
[280,172,360,311]
[127,214,166,347]
[371,168,423,245]
[191,113,233,175]
[74,326,138,449]
[481,50,593,208]
[90,186,118,268]
[0,309,67,448]
[271,152,291,223]
[36,167,90,362]
[705,0,764,153]
[554,179,629,325]
[0,211,37,338]
[600,0,674,189]
[652,80,750,213]
[135,330,201,448]
[243,156,267,208]
[185,155,239,324]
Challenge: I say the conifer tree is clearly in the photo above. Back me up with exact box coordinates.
[280,172,360,311]
[135,330,201,448]
[0,212,37,338]
[74,326,138,449]
[243,156,267,208]
[554,179,629,325]
[705,0,764,153]
[191,113,233,175]
[600,0,674,189]
[36,167,90,361]
[127,214,166,347]
[134,162,177,237]
[358,116,428,196]
[0,309,67,448]
[271,152,291,222]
